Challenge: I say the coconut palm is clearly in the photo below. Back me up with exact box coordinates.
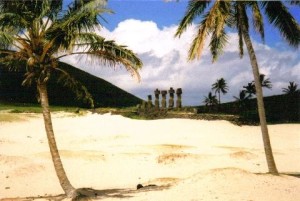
[175,0,300,175]
[212,78,228,104]
[0,0,142,198]
[243,74,271,98]
[282,81,299,95]
[234,90,249,102]
[233,90,249,111]
[203,91,218,106]
[243,82,256,98]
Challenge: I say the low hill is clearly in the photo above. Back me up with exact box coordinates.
[0,62,142,108]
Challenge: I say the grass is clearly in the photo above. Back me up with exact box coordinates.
[0,102,83,113]
[0,102,88,122]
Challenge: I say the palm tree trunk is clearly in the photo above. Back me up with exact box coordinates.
[241,23,278,175]
[37,82,77,196]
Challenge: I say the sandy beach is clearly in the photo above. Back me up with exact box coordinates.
[0,112,299,200]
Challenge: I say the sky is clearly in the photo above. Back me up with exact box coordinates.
[62,0,300,106]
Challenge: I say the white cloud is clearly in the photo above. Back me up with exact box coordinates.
[61,19,300,106]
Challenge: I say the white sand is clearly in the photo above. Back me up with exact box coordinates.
[0,112,299,200]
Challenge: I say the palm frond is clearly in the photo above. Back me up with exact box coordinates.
[59,32,142,81]
[261,1,300,48]
[250,2,264,42]
[0,30,14,49]
[238,31,244,58]
[54,62,94,108]
[259,74,272,89]
[0,0,48,28]
[235,2,248,58]
[210,29,228,61]
[209,1,231,62]
[188,2,222,60]
[290,1,300,6]
[0,51,27,72]
[175,0,210,38]
[46,0,111,51]
[0,12,28,32]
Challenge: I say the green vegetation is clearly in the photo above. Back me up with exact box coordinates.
[197,93,300,124]
[0,102,81,113]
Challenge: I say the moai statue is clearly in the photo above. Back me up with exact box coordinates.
[161,90,167,109]
[176,88,182,109]
[168,87,175,109]
[154,89,160,110]
[147,95,153,109]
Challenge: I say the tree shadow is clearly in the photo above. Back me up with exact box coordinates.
[283,173,300,179]
[1,185,170,201]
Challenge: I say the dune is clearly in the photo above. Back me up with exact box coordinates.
[0,112,299,200]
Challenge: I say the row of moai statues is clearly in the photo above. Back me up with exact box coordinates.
[146,87,182,110]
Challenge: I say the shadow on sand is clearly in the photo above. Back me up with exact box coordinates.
[0,185,170,201]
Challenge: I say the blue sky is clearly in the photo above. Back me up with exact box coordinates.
[102,1,300,46]
[103,0,187,31]
[63,0,300,106]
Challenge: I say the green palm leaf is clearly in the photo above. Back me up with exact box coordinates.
[175,0,210,38]
[261,1,300,47]
[250,1,264,42]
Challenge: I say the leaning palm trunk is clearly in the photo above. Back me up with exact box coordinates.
[240,12,278,175]
[37,82,77,197]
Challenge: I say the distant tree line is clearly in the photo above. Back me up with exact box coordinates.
[200,77,299,123]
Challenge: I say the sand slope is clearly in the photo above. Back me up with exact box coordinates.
[0,112,299,200]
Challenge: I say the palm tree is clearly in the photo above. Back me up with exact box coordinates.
[233,90,249,111]
[203,91,218,106]
[212,78,228,104]
[243,82,256,98]
[0,0,142,198]
[234,90,249,102]
[176,1,300,175]
[243,74,271,98]
[282,81,299,95]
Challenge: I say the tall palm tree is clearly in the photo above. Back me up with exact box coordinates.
[0,0,142,198]
[243,82,256,98]
[212,77,228,104]
[203,91,218,106]
[176,0,300,175]
[282,81,299,95]
[233,90,249,111]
